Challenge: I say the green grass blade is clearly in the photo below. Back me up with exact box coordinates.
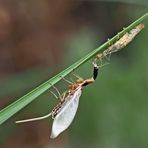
[0,12,147,125]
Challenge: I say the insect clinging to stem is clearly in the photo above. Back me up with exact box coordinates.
[15,61,100,139]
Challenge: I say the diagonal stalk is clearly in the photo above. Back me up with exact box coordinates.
[0,12,147,125]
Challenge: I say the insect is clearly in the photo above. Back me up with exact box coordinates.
[15,61,99,139]
[95,23,144,62]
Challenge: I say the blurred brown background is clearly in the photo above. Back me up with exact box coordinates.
[0,0,148,148]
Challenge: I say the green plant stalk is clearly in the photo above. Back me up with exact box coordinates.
[0,12,147,125]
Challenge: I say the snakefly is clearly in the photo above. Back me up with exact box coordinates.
[15,62,99,139]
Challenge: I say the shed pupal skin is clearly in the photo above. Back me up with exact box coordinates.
[95,23,144,61]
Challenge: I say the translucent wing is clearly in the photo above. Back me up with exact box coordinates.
[50,87,82,139]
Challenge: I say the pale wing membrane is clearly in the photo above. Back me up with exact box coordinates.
[50,87,82,139]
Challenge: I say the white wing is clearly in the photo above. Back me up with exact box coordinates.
[50,87,82,139]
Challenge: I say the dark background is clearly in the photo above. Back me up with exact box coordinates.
[0,0,148,147]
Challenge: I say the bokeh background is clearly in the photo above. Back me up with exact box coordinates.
[0,0,148,148]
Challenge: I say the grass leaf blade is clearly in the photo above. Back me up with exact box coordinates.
[0,12,147,125]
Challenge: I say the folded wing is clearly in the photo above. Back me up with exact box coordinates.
[50,87,82,139]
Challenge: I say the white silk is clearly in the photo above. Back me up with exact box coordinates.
[50,87,82,139]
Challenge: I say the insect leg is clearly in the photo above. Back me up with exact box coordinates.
[49,90,59,100]
[103,47,112,61]
[60,76,73,84]
[72,72,83,80]
[69,77,75,83]
[50,85,63,101]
